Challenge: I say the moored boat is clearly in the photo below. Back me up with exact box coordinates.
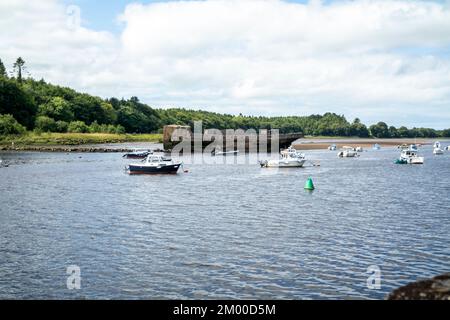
[433,142,444,155]
[127,155,182,174]
[328,144,337,151]
[337,146,358,158]
[395,149,424,164]
[211,148,239,156]
[260,146,306,168]
[373,144,381,150]
[123,149,153,159]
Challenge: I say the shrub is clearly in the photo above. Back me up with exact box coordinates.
[35,116,57,132]
[68,121,88,133]
[0,114,26,135]
[55,121,68,133]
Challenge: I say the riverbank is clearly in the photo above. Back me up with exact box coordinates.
[0,132,162,148]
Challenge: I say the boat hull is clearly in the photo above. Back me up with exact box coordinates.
[261,159,306,168]
[128,163,181,174]
[123,152,152,159]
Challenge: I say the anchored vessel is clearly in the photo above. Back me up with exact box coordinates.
[127,155,182,174]
[337,146,358,158]
[433,142,444,155]
[211,148,239,156]
[395,149,424,164]
[328,144,337,151]
[123,149,153,159]
[260,146,306,168]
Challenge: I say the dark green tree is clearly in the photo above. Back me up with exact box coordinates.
[0,58,7,78]
[13,57,26,82]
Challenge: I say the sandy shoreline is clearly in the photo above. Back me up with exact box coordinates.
[292,138,433,150]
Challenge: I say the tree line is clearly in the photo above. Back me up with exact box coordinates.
[1,57,449,138]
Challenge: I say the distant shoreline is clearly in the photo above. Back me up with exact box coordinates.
[292,137,435,150]
[0,137,442,153]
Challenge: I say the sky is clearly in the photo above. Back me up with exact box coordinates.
[1,0,450,129]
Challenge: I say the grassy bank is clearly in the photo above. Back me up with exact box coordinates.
[0,132,163,146]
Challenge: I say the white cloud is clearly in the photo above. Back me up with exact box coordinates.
[1,0,450,128]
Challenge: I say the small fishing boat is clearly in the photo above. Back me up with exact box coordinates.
[337,146,358,158]
[433,142,444,155]
[328,144,337,151]
[446,146,450,151]
[127,155,182,174]
[372,144,381,150]
[395,149,424,164]
[355,146,364,152]
[260,146,306,168]
[123,149,153,159]
[410,144,418,151]
[211,148,239,156]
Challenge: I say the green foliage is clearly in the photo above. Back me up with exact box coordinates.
[38,97,74,122]
[13,57,26,82]
[0,59,6,78]
[68,121,89,133]
[35,116,57,132]
[55,120,68,133]
[0,114,26,135]
[442,129,450,137]
[0,77,37,128]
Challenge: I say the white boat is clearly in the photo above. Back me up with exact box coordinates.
[260,146,306,168]
[433,141,444,155]
[211,148,239,156]
[395,149,424,164]
[355,146,364,152]
[373,144,381,150]
[337,146,358,158]
[446,146,450,151]
[328,144,337,151]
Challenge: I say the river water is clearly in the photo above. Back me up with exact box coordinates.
[0,143,449,299]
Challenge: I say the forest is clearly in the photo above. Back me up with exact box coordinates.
[1,57,449,138]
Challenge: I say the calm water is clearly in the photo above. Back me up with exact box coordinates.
[0,144,449,299]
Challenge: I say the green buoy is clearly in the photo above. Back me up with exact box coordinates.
[304,177,315,190]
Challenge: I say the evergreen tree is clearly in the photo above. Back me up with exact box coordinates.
[0,58,6,78]
[13,57,26,82]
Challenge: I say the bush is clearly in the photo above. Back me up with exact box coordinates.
[55,121,68,133]
[68,121,88,133]
[35,116,57,132]
[88,121,101,133]
[0,114,26,135]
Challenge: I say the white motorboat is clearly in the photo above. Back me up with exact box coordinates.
[260,146,306,168]
[337,146,358,158]
[328,144,337,151]
[446,146,450,151]
[373,144,381,150]
[395,149,424,164]
[433,141,444,155]
[355,146,364,152]
[211,148,239,156]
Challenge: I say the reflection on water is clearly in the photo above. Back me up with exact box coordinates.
[0,145,449,299]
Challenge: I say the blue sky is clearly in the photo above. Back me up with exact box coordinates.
[64,0,315,32]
